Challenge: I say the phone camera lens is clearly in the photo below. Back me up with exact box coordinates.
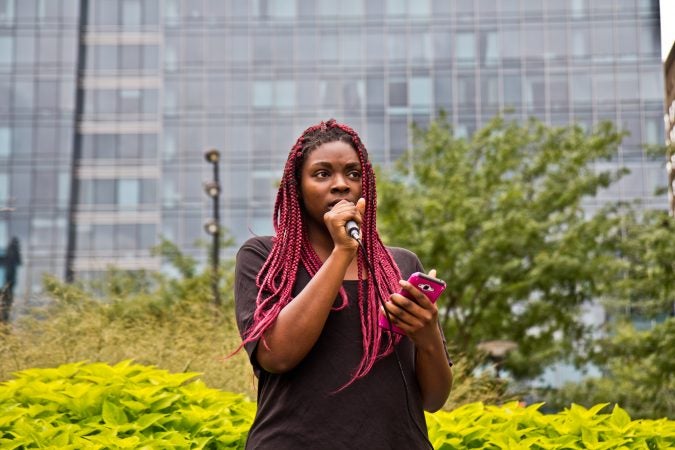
[419,284,433,292]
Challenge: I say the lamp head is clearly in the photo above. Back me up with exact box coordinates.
[203,181,220,198]
[204,148,220,164]
[204,219,219,235]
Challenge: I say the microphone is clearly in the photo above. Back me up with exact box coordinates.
[346,220,360,240]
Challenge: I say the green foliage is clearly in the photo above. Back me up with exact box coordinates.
[0,361,255,449]
[426,401,675,449]
[548,318,675,419]
[543,209,675,419]
[442,354,513,409]
[596,207,674,318]
[3,362,673,449]
[378,115,629,379]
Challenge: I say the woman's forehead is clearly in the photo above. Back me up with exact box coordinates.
[304,141,360,165]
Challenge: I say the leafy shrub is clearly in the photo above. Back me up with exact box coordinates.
[2,362,674,449]
[0,361,255,449]
[426,401,675,449]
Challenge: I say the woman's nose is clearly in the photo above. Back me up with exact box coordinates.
[330,174,350,192]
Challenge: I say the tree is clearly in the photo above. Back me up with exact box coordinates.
[377,115,628,379]
[548,207,675,418]
[547,318,674,419]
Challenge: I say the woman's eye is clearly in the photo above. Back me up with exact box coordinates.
[315,171,329,178]
[349,171,362,179]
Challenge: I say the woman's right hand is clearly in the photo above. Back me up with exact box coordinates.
[323,198,365,253]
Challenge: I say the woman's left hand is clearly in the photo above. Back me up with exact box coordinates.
[380,269,443,347]
[382,268,453,411]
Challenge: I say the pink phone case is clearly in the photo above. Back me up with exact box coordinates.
[378,272,446,335]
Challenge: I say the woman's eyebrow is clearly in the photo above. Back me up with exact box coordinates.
[308,161,333,168]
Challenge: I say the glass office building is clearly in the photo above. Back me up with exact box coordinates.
[0,0,665,311]
[0,0,80,306]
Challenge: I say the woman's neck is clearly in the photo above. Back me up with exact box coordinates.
[306,223,335,261]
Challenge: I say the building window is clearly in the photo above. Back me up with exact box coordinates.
[409,0,430,16]
[340,0,365,17]
[139,224,157,250]
[386,0,406,16]
[0,0,15,23]
[481,30,499,66]
[118,179,140,208]
[0,35,12,66]
[409,31,431,64]
[94,0,119,26]
[434,74,452,109]
[570,72,592,104]
[0,173,8,205]
[524,73,546,111]
[341,34,362,64]
[343,80,364,113]
[93,225,114,250]
[594,73,615,104]
[455,32,475,64]
[94,180,116,204]
[410,77,432,110]
[388,78,407,108]
[480,73,499,108]
[457,75,475,107]
[253,81,273,108]
[571,26,590,58]
[0,127,10,157]
[269,0,296,18]
[500,28,520,63]
[503,75,522,108]
[121,0,141,26]
[276,80,295,109]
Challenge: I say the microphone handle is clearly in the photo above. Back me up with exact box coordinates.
[345,220,360,240]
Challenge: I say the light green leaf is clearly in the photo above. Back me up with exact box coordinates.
[102,400,127,426]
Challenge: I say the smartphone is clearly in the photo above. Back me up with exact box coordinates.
[378,272,446,335]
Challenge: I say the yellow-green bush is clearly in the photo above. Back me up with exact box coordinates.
[2,362,673,449]
[0,361,254,449]
[426,402,675,449]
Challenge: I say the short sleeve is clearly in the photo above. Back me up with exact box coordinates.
[234,236,274,376]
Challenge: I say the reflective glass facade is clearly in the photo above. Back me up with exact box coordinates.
[0,0,666,310]
[0,0,79,305]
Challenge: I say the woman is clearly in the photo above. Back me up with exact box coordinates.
[235,119,452,449]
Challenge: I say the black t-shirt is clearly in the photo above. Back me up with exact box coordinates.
[235,236,449,450]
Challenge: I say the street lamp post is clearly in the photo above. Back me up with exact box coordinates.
[477,340,517,378]
[204,148,221,306]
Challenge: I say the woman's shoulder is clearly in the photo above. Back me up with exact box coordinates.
[386,246,423,273]
[237,235,275,258]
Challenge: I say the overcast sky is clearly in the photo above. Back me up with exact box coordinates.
[662,0,675,60]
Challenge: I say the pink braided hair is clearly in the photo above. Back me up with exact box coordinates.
[242,119,403,386]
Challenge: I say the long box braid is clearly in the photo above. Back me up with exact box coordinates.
[242,119,403,387]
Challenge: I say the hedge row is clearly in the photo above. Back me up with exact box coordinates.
[1,362,673,449]
[0,361,254,449]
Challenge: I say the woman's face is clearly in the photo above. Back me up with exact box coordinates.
[299,140,363,228]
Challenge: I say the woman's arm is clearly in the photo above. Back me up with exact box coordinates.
[381,270,453,411]
[254,246,353,373]
[252,199,365,374]
[413,324,453,411]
